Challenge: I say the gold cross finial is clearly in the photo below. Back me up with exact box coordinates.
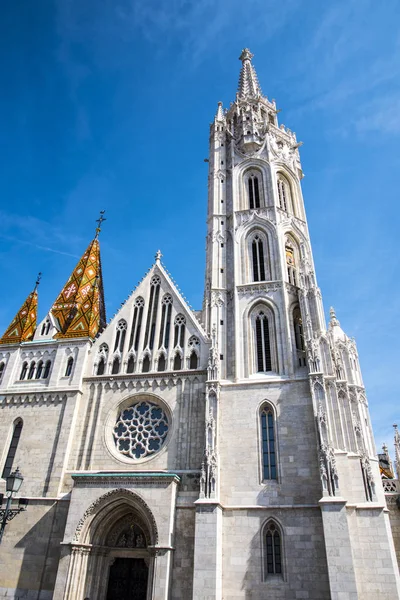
[95,210,106,239]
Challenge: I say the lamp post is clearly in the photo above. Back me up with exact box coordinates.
[0,467,28,544]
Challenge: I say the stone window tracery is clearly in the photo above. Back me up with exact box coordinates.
[293,307,306,367]
[144,276,161,350]
[113,400,169,460]
[252,235,266,282]
[126,354,135,374]
[112,357,120,375]
[27,361,36,380]
[114,320,127,353]
[174,314,186,348]
[285,239,298,286]
[159,294,173,349]
[264,521,282,576]
[260,405,277,480]
[255,311,272,372]
[43,360,51,379]
[129,297,145,352]
[20,362,28,380]
[96,343,109,376]
[36,360,43,379]
[277,174,291,213]
[0,361,4,381]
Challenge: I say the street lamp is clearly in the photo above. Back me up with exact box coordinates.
[0,467,28,544]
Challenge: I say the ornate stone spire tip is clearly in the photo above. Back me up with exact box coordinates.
[155,249,162,263]
[239,48,254,62]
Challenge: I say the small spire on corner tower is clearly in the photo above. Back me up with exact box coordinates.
[237,48,263,99]
[0,275,40,345]
[215,101,225,122]
[329,306,340,327]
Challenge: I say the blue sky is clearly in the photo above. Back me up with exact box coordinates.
[0,0,399,452]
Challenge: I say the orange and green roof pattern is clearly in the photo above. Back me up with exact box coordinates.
[0,288,38,345]
[51,238,106,339]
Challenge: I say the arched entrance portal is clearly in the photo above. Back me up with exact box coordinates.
[63,489,158,600]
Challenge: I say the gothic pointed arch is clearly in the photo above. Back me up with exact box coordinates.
[284,233,300,286]
[73,488,159,545]
[262,517,284,579]
[245,301,280,376]
[276,169,302,218]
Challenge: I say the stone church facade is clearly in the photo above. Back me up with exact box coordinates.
[0,49,399,600]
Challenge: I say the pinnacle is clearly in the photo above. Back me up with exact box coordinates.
[329,306,340,327]
[237,48,263,99]
[215,101,224,122]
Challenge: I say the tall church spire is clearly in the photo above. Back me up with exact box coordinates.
[0,273,41,344]
[51,214,106,339]
[237,48,263,99]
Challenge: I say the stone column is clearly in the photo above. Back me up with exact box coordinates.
[150,547,174,600]
[192,502,222,600]
[319,498,358,600]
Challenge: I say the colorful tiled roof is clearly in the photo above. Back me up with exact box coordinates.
[0,280,39,345]
[51,238,106,339]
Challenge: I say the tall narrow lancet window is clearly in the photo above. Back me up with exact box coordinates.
[293,307,306,366]
[252,236,266,281]
[264,521,282,576]
[129,297,145,352]
[255,311,272,372]
[111,357,120,375]
[65,357,74,377]
[2,420,23,479]
[114,320,127,353]
[0,362,4,381]
[158,354,166,372]
[260,405,277,479]
[173,353,182,371]
[43,360,51,379]
[174,315,186,348]
[142,355,150,373]
[285,242,297,286]
[143,276,161,350]
[35,361,43,379]
[27,361,36,380]
[97,357,105,376]
[20,362,28,380]
[248,173,261,209]
[189,351,198,369]
[159,295,173,349]
[126,355,135,374]
[277,175,291,213]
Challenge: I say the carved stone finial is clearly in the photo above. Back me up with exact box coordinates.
[239,48,254,62]
[155,250,162,263]
[215,101,224,122]
[329,306,340,327]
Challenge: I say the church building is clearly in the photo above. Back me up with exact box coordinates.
[0,49,399,600]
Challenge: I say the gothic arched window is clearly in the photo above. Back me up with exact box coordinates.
[65,357,74,377]
[277,174,291,213]
[260,405,277,480]
[255,311,272,372]
[293,306,306,367]
[252,235,266,282]
[285,238,298,286]
[27,361,36,380]
[43,360,51,379]
[174,315,186,348]
[129,297,145,352]
[126,355,135,374]
[2,419,23,479]
[142,355,150,373]
[114,320,127,353]
[159,294,173,349]
[20,362,28,380]
[144,276,161,350]
[248,174,261,209]
[189,351,198,369]
[35,360,43,379]
[111,357,120,375]
[97,357,105,376]
[264,521,283,577]
[0,362,4,381]
[158,354,166,372]
[173,353,182,371]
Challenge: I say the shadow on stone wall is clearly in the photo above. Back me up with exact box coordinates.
[14,500,69,599]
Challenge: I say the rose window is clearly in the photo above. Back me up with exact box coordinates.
[113,401,169,459]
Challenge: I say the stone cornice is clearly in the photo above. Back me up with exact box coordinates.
[84,370,207,384]
[71,472,181,486]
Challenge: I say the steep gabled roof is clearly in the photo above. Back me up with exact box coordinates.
[51,237,106,339]
[0,277,40,345]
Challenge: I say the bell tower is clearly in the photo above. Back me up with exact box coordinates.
[204,48,325,382]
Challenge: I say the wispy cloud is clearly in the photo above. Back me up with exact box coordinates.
[0,233,80,259]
